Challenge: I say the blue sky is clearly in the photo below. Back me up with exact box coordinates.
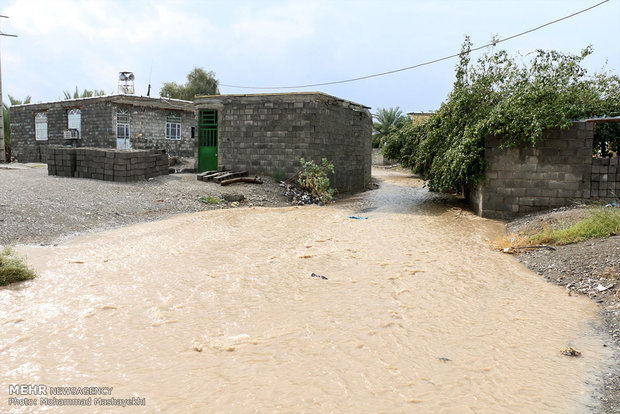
[1,0,618,113]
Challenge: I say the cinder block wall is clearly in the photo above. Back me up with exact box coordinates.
[124,107,194,158]
[468,122,599,219]
[47,147,168,182]
[195,93,372,193]
[591,157,620,198]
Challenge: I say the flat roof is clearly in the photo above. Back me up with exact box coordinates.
[195,91,371,109]
[12,94,193,109]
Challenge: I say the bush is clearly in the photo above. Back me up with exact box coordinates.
[0,247,37,286]
[298,158,335,203]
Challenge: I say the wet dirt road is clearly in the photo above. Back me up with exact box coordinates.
[1,169,613,413]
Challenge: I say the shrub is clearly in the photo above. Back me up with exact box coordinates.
[0,247,37,286]
[298,158,335,203]
[198,195,222,204]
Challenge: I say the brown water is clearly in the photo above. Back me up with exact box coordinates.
[1,170,611,413]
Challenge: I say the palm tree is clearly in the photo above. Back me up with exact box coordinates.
[63,86,106,100]
[372,107,406,148]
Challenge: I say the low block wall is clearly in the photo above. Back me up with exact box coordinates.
[372,148,399,166]
[47,147,168,182]
[467,122,620,219]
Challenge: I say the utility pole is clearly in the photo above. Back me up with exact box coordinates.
[0,15,17,163]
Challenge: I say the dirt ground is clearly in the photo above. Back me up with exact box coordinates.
[0,163,289,246]
[1,164,618,412]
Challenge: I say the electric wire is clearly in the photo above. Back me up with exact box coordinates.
[219,0,610,90]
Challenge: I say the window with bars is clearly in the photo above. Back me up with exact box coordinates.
[67,108,81,138]
[166,113,181,140]
[35,112,48,141]
[116,108,130,140]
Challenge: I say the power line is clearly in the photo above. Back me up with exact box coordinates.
[220,0,610,90]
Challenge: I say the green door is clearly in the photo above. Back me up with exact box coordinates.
[198,110,218,172]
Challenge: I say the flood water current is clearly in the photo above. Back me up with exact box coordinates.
[1,169,613,413]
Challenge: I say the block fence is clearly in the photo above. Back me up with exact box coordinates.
[47,146,169,182]
[467,122,619,219]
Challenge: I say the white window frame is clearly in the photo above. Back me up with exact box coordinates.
[166,113,181,140]
[116,108,130,140]
[67,108,82,138]
[35,112,48,141]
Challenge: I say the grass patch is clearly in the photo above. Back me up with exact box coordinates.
[530,207,620,245]
[198,195,222,204]
[0,247,37,286]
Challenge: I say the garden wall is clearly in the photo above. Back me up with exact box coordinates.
[468,122,618,219]
[47,146,168,182]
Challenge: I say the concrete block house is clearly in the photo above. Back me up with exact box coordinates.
[10,95,195,162]
[193,92,373,193]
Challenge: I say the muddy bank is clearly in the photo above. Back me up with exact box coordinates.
[0,164,289,246]
[506,207,620,414]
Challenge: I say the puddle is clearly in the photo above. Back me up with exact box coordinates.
[0,169,612,412]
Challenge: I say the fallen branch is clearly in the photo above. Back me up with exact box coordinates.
[220,176,263,186]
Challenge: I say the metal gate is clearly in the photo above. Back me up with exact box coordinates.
[198,110,218,172]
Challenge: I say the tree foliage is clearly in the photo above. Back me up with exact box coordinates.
[384,37,620,192]
[160,68,220,101]
[63,86,106,100]
[372,107,406,148]
[3,95,32,161]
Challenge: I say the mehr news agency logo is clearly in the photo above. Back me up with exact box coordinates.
[8,384,146,408]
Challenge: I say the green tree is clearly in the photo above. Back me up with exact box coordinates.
[160,68,219,101]
[63,86,106,100]
[385,38,620,192]
[3,95,32,161]
[372,107,406,148]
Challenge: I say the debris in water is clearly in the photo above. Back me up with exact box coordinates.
[560,346,581,357]
[436,356,452,362]
[310,273,328,280]
[348,216,369,220]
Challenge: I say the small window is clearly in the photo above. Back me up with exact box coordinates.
[67,108,81,138]
[35,112,48,141]
[116,108,130,140]
[166,113,181,140]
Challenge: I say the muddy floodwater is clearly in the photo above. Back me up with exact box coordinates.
[1,170,613,413]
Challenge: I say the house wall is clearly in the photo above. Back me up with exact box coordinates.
[468,122,619,219]
[195,93,372,193]
[10,96,194,163]
[122,106,194,157]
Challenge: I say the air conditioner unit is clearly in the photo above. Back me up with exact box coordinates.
[64,129,80,140]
